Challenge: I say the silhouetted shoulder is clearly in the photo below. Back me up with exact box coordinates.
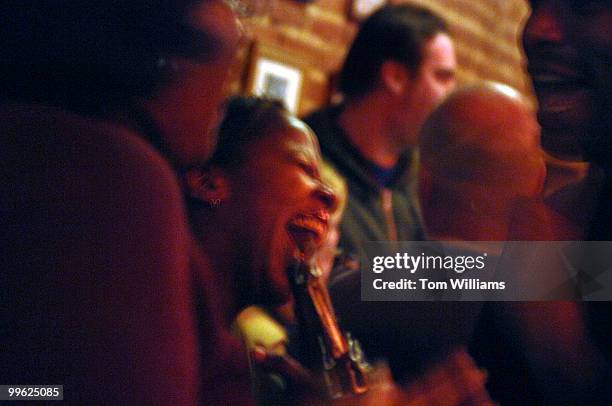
[0,103,199,404]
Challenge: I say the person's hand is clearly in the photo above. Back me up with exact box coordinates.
[251,345,326,404]
[251,345,316,389]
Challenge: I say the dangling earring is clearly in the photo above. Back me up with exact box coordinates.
[183,168,226,209]
[208,198,222,208]
[186,185,222,208]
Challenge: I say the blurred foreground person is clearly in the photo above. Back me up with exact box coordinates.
[421,82,603,405]
[516,1,612,403]
[418,83,545,241]
[416,83,543,404]
[523,0,611,239]
[420,83,578,403]
[1,1,243,403]
[305,4,457,261]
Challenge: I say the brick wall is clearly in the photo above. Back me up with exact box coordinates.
[229,0,532,116]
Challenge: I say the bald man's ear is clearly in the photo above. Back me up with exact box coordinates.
[534,162,547,195]
[183,166,230,208]
[380,60,411,96]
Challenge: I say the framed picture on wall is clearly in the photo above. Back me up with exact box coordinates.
[246,43,303,114]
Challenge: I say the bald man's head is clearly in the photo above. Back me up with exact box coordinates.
[419,83,545,206]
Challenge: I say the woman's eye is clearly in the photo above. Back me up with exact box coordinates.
[298,161,318,178]
[302,164,315,176]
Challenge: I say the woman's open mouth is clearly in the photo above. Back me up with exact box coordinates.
[286,209,330,253]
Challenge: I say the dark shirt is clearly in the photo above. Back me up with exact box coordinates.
[367,160,404,188]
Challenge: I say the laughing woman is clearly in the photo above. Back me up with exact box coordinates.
[184,96,337,331]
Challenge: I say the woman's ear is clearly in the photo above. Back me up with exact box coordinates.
[183,167,230,208]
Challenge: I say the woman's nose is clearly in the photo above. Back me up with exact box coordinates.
[315,181,339,213]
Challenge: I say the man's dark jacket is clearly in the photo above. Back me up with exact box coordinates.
[304,104,424,258]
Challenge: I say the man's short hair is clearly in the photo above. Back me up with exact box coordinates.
[339,4,449,100]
